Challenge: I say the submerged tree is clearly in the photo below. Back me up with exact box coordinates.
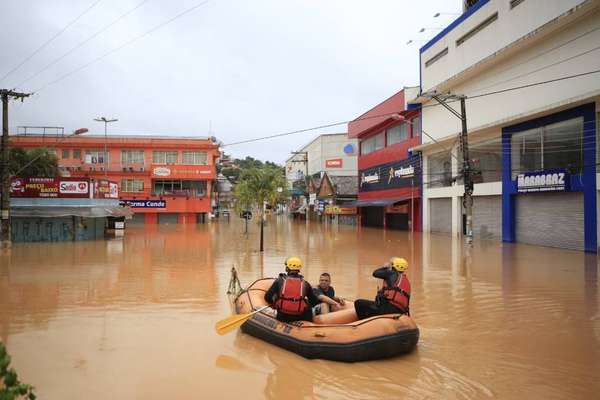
[0,343,36,400]
[8,147,59,178]
[233,167,286,252]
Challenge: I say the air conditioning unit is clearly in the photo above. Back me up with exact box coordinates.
[139,167,145,172]
[123,167,127,172]
[129,167,134,172]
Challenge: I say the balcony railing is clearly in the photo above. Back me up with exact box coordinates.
[151,190,207,198]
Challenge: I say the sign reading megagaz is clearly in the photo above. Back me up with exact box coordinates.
[359,154,421,192]
[516,169,570,193]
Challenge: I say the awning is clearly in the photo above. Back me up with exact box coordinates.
[344,197,410,208]
[11,206,134,218]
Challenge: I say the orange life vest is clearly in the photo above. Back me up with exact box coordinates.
[380,273,411,311]
[274,276,308,316]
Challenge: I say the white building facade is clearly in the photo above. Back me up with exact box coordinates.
[414,0,600,252]
[285,133,358,188]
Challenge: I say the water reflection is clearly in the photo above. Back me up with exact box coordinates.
[1,218,599,399]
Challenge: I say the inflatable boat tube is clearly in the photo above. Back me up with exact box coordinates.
[235,278,419,362]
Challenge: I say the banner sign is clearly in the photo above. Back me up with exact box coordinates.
[325,205,357,215]
[325,158,343,168]
[10,177,90,198]
[516,169,569,193]
[359,154,421,192]
[95,180,119,199]
[119,199,166,208]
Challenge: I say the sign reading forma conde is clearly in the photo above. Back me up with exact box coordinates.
[119,199,166,208]
[516,169,570,193]
[10,177,91,198]
[359,154,421,192]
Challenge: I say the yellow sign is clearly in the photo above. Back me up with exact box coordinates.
[324,205,357,215]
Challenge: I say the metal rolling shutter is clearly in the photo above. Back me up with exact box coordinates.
[430,198,452,233]
[515,192,584,251]
[129,213,146,224]
[472,195,501,240]
[158,213,178,224]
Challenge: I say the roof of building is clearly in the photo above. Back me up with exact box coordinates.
[328,175,358,196]
[285,133,350,163]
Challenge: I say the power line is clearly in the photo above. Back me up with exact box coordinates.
[31,0,211,93]
[0,0,103,85]
[223,68,600,147]
[16,0,151,89]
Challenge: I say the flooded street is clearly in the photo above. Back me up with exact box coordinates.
[1,217,599,399]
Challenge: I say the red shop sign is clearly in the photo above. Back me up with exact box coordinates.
[325,158,343,168]
[10,177,90,198]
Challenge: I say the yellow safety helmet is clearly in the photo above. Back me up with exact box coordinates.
[390,257,408,272]
[285,256,303,271]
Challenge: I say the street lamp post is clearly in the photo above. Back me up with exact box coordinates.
[93,117,118,178]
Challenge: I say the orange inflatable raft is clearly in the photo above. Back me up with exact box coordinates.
[235,278,419,362]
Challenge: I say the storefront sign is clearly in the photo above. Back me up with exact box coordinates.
[361,171,380,185]
[95,180,119,199]
[325,205,357,215]
[153,167,171,176]
[516,169,569,193]
[119,199,166,208]
[326,158,343,168]
[359,154,421,192]
[10,177,91,198]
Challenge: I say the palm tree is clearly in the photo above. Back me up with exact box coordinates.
[233,167,286,252]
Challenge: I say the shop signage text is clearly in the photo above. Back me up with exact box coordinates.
[10,177,91,198]
[359,154,421,192]
[326,158,343,168]
[516,169,569,193]
[325,205,357,215]
[119,199,166,208]
[153,167,171,177]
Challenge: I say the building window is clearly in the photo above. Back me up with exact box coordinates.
[62,149,69,159]
[153,151,178,164]
[510,0,525,9]
[153,180,207,196]
[85,150,108,164]
[387,124,408,146]
[361,132,385,155]
[121,150,144,164]
[470,138,502,183]
[182,151,208,165]
[73,149,81,159]
[411,116,421,137]
[511,117,583,179]
[456,13,498,46]
[121,179,144,193]
[425,47,448,68]
[428,151,453,188]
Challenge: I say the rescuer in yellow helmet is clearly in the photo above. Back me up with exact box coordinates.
[354,257,412,319]
[264,257,320,323]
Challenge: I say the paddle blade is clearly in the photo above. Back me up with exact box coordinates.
[215,312,254,335]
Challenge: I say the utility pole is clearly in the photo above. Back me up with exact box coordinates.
[426,92,473,244]
[1,89,30,249]
[291,151,309,221]
[93,117,118,178]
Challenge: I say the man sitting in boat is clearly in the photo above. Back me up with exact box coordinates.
[354,257,411,319]
[264,256,320,323]
[312,272,345,315]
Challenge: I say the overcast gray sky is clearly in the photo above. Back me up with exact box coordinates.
[1,0,461,164]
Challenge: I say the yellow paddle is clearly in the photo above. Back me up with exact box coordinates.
[215,306,270,336]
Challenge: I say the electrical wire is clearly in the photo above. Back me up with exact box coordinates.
[31,0,211,93]
[16,0,152,89]
[0,0,103,85]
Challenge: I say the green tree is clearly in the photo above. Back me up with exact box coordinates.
[8,147,59,178]
[233,167,286,251]
[0,343,36,400]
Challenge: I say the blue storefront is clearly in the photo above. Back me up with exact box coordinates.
[502,103,597,253]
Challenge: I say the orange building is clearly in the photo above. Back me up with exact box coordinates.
[10,133,220,224]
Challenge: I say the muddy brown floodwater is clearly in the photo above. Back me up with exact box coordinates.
[1,217,599,399]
